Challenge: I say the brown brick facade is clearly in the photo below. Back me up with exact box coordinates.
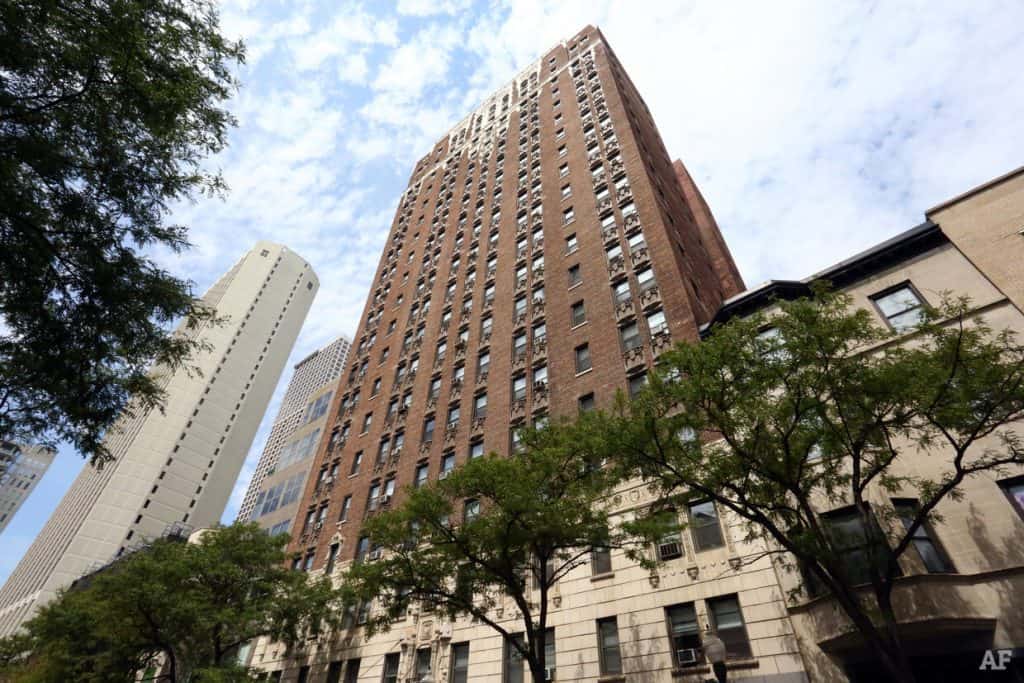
[286,26,741,574]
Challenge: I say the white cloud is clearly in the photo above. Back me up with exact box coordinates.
[396,0,470,17]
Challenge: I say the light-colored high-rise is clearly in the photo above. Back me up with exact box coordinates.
[0,242,317,636]
[236,334,351,534]
[0,442,56,534]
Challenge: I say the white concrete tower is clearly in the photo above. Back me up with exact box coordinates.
[0,242,317,635]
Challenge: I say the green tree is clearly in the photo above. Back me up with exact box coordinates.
[342,422,627,683]
[0,0,244,466]
[0,523,343,682]
[593,289,1024,683]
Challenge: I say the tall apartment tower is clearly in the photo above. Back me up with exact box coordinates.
[0,442,56,534]
[247,27,823,683]
[0,242,317,636]
[237,334,351,535]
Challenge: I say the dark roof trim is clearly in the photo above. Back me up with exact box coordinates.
[701,221,946,334]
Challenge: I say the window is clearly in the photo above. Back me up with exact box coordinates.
[478,351,490,375]
[559,163,569,177]
[447,404,460,427]
[415,648,432,681]
[514,296,527,316]
[510,427,524,453]
[565,233,578,253]
[533,322,547,342]
[367,481,382,511]
[597,617,623,675]
[512,375,527,401]
[578,393,595,412]
[343,660,361,683]
[571,301,586,326]
[568,264,582,286]
[481,315,493,337]
[575,344,591,372]
[872,283,925,332]
[591,544,612,575]
[666,603,702,666]
[636,267,656,291]
[689,501,725,550]
[1001,476,1024,520]
[441,451,456,474]
[533,364,548,388]
[708,595,752,659]
[382,653,400,683]
[646,309,667,336]
[339,495,352,521]
[504,631,554,683]
[350,451,363,475]
[415,462,429,488]
[563,207,575,224]
[619,321,641,351]
[513,332,527,358]
[469,441,484,459]
[893,499,954,573]
[362,412,372,433]
[429,376,442,399]
[474,393,488,419]
[450,643,470,683]
[326,543,340,574]
[561,184,572,199]
[464,498,480,523]
[423,416,436,443]
[354,536,370,563]
[558,145,567,157]
[371,378,381,396]
[823,507,891,585]
[628,372,647,397]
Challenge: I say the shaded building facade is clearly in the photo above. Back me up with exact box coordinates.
[0,442,56,534]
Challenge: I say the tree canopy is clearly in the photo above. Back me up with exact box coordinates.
[0,0,244,465]
[342,420,627,683]
[592,289,1024,683]
[0,523,343,683]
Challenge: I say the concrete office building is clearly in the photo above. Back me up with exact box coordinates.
[0,442,56,534]
[238,335,352,537]
[0,242,318,636]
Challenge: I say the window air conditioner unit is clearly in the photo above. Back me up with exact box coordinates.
[381,495,392,506]
[544,667,556,681]
[676,648,698,664]
[368,549,383,561]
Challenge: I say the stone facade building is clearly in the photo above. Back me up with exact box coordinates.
[0,242,317,636]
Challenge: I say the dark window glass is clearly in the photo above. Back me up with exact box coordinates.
[689,501,724,551]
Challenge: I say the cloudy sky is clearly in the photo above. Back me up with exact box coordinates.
[3,0,1023,583]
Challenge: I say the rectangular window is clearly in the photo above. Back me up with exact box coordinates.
[512,376,527,401]
[646,309,667,336]
[450,643,470,683]
[893,499,954,573]
[620,321,642,351]
[423,417,436,443]
[441,452,456,474]
[382,653,400,683]
[469,441,484,459]
[597,617,623,675]
[666,603,702,666]
[628,372,647,397]
[326,661,343,683]
[565,234,578,254]
[591,545,612,575]
[689,501,725,551]
[871,283,925,332]
[1001,476,1024,520]
[503,634,525,683]
[823,507,891,585]
[636,267,655,291]
[575,344,592,373]
[571,301,586,326]
[350,451,363,476]
[578,393,595,412]
[568,264,582,286]
[415,462,429,488]
[708,595,752,659]
[474,393,488,419]
[343,659,361,683]
[339,495,352,521]
[325,543,340,574]
[415,648,432,681]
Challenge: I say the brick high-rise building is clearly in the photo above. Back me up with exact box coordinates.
[246,26,818,683]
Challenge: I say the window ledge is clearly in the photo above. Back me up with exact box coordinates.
[575,368,593,378]
[598,676,626,683]
[671,659,758,677]
[590,571,615,582]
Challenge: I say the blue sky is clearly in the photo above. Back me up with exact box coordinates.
[3,0,1024,584]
